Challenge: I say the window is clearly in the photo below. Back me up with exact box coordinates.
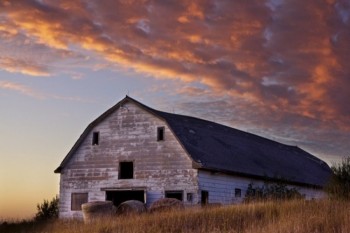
[157,127,164,141]
[235,188,241,198]
[165,191,183,201]
[71,193,88,211]
[186,193,193,202]
[92,132,99,145]
[119,161,133,179]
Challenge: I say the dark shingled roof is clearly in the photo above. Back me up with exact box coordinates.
[55,96,332,188]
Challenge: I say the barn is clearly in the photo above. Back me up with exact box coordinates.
[54,96,332,218]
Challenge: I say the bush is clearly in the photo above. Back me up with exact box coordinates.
[244,181,303,202]
[326,157,350,199]
[34,195,59,221]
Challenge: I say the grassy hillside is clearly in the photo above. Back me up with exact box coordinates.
[1,199,349,233]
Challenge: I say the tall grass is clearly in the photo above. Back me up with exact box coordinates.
[1,199,349,233]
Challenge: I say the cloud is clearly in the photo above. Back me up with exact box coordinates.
[1,0,350,159]
[0,8,95,77]
[0,57,50,77]
[0,81,45,99]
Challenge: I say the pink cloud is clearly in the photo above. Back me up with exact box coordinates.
[0,0,350,159]
[0,81,45,99]
[0,57,50,77]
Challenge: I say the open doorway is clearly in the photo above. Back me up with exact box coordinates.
[106,190,145,207]
[201,190,209,205]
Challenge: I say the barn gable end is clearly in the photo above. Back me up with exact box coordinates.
[57,99,198,218]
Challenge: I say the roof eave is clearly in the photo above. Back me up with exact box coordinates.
[54,167,62,173]
[198,167,325,189]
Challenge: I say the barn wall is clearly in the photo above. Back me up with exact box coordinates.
[197,170,327,204]
[198,170,264,204]
[59,101,198,218]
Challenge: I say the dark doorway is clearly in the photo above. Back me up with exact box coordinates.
[165,191,183,201]
[201,190,209,205]
[106,190,145,207]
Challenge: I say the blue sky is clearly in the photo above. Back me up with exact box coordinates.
[1,0,350,219]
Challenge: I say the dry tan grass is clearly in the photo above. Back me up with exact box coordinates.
[2,199,350,233]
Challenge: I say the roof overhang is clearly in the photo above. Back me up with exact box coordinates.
[197,167,326,189]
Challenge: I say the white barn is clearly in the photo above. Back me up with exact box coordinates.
[54,96,332,218]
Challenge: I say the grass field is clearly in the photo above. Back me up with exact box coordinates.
[1,199,349,233]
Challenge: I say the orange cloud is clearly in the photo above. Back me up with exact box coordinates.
[0,57,50,77]
[0,23,18,37]
[0,0,349,130]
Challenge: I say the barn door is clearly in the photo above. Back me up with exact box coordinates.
[201,190,209,205]
[106,190,145,207]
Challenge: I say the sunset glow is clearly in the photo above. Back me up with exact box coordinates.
[1,0,350,219]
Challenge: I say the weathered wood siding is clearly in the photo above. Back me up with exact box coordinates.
[198,170,326,204]
[59,101,198,218]
[198,170,264,204]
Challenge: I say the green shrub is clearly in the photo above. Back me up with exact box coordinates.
[34,195,59,221]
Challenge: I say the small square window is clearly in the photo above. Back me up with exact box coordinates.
[157,127,164,141]
[187,193,193,202]
[119,161,134,179]
[235,188,241,198]
[71,193,88,211]
[92,132,99,145]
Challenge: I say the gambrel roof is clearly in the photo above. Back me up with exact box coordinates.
[55,96,332,188]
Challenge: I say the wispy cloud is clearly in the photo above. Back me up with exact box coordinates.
[0,57,50,77]
[0,80,95,103]
[0,80,45,99]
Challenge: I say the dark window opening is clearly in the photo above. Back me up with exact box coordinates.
[119,161,134,179]
[71,193,88,211]
[201,190,209,205]
[92,132,99,145]
[165,191,183,201]
[235,188,242,198]
[157,127,164,141]
[187,193,193,202]
[106,190,144,207]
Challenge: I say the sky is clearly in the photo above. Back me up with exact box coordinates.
[0,0,350,220]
